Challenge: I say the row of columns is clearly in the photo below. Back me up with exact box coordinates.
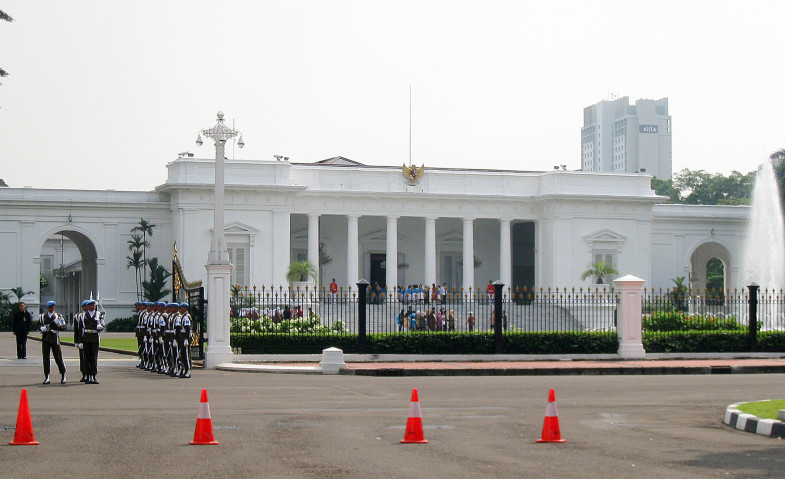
[305,214,514,289]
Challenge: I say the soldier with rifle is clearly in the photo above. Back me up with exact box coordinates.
[38,300,67,384]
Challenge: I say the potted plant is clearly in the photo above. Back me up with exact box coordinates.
[581,261,618,285]
[287,260,318,290]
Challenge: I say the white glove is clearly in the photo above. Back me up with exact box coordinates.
[97,324,104,331]
[39,326,47,332]
[77,343,83,350]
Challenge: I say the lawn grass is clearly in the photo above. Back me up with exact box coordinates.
[736,399,785,420]
[97,337,138,352]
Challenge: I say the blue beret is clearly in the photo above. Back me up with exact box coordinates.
[156,301,166,307]
[46,300,56,307]
[180,302,189,308]
[81,300,89,307]
[167,303,178,308]
[85,299,97,305]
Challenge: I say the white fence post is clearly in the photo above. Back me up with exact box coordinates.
[614,274,646,359]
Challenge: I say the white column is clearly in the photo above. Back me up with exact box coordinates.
[308,214,320,286]
[462,217,475,297]
[205,137,232,368]
[386,215,399,290]
[425,216,436,287]
[204,263,233,368]
[614,274,647,359]
[347,214,359,285]
[272,211,290,287]
[500,219,512,290]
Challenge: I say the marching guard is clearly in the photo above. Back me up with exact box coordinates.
[175,302,192,378]
[75,299,105,384]
[163,303,177,375]
[134,302,146,368]
[74,300,89,382]
[38,300,67,384]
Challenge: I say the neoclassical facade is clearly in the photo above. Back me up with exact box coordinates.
[0,156,749,319]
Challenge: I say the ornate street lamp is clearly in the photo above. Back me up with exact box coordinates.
[196,111,244,265]
[195,111,244,368]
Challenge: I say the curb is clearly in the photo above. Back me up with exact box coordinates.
[29,336,137,357]
[343,365,785,377]
[723,402,785,438]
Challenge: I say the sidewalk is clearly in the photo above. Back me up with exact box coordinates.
[218,354,785,376]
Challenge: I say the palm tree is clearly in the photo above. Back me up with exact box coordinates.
[0,10,12,81]
[9,286,33,302]
[581,261,619,285]
[141,257,171,302]
[131,219,156,284]
[126,250,145,301]
[670,276,688,312]
[286,260,318,283]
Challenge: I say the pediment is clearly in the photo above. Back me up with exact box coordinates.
[224,221,260,235]
[583,229,626,245]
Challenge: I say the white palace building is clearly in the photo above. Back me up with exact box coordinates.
[1,154,748,320]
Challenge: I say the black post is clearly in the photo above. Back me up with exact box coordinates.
[357,279,369,354]
[493,280,504,354]
[748,283,759,351]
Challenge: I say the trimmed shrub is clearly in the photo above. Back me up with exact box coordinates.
[643,331,785,353]
[643,311,744,332]
[230,331,618,355]
[105,315,137,332]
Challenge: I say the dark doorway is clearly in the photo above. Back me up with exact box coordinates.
[370,254,386,288]
[512,222,535,298]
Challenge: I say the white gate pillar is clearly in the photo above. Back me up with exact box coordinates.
[614,274,646,359]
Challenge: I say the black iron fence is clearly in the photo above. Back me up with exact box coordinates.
[642,286,785,352]
[229,285,618,352]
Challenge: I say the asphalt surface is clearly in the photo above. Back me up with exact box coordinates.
[2,333,785,479]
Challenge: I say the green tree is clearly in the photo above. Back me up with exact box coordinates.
[8,286,33,302]
[126,249,145,301]
[142,257,171,302]
[670,276,688,312]
[286,260,318,283]
[650,176,680,203]
[0,10,12,82]
[672,169,753,205]
[131,219,156,284]
[581,261,618,285]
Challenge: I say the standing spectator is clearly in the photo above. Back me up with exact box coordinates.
[12,302,33,359]
[448,309,456,331]
[486,280,495,303]
[439,283,447,305]
[329,278,338,303]
[502,310,508,331]
[409,310,417,331]
[435,309,444,331]
[467,311,476,332]
[431,284,438,304]
[489,308,496,330]
[427,309,436,331]
[397,309,405,332]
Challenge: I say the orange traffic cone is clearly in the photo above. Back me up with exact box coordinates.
[9,389,39,445]
[536,388,566,443]
[189,389,219,445]
[400,388,428,444]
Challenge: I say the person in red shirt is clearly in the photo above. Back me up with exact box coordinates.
[486,280,495,303]
[329,278,338,303]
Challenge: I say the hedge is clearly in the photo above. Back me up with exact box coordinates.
[231,331,618,355]
[643,331,785,353]
[105,316,137,332]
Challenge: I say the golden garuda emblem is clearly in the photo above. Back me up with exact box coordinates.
[402,163,425,185]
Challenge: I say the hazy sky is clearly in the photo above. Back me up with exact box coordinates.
[1,1,783,191]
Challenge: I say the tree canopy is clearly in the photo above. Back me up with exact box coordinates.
[0,10,12,80]
[651,168,756,206]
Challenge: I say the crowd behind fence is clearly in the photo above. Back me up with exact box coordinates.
[229,285,618,343]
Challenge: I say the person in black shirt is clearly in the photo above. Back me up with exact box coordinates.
[12,302,33,359]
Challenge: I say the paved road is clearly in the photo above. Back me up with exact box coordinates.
[1,333,783,478]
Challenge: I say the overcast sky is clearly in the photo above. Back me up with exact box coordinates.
[1,1,783,191]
